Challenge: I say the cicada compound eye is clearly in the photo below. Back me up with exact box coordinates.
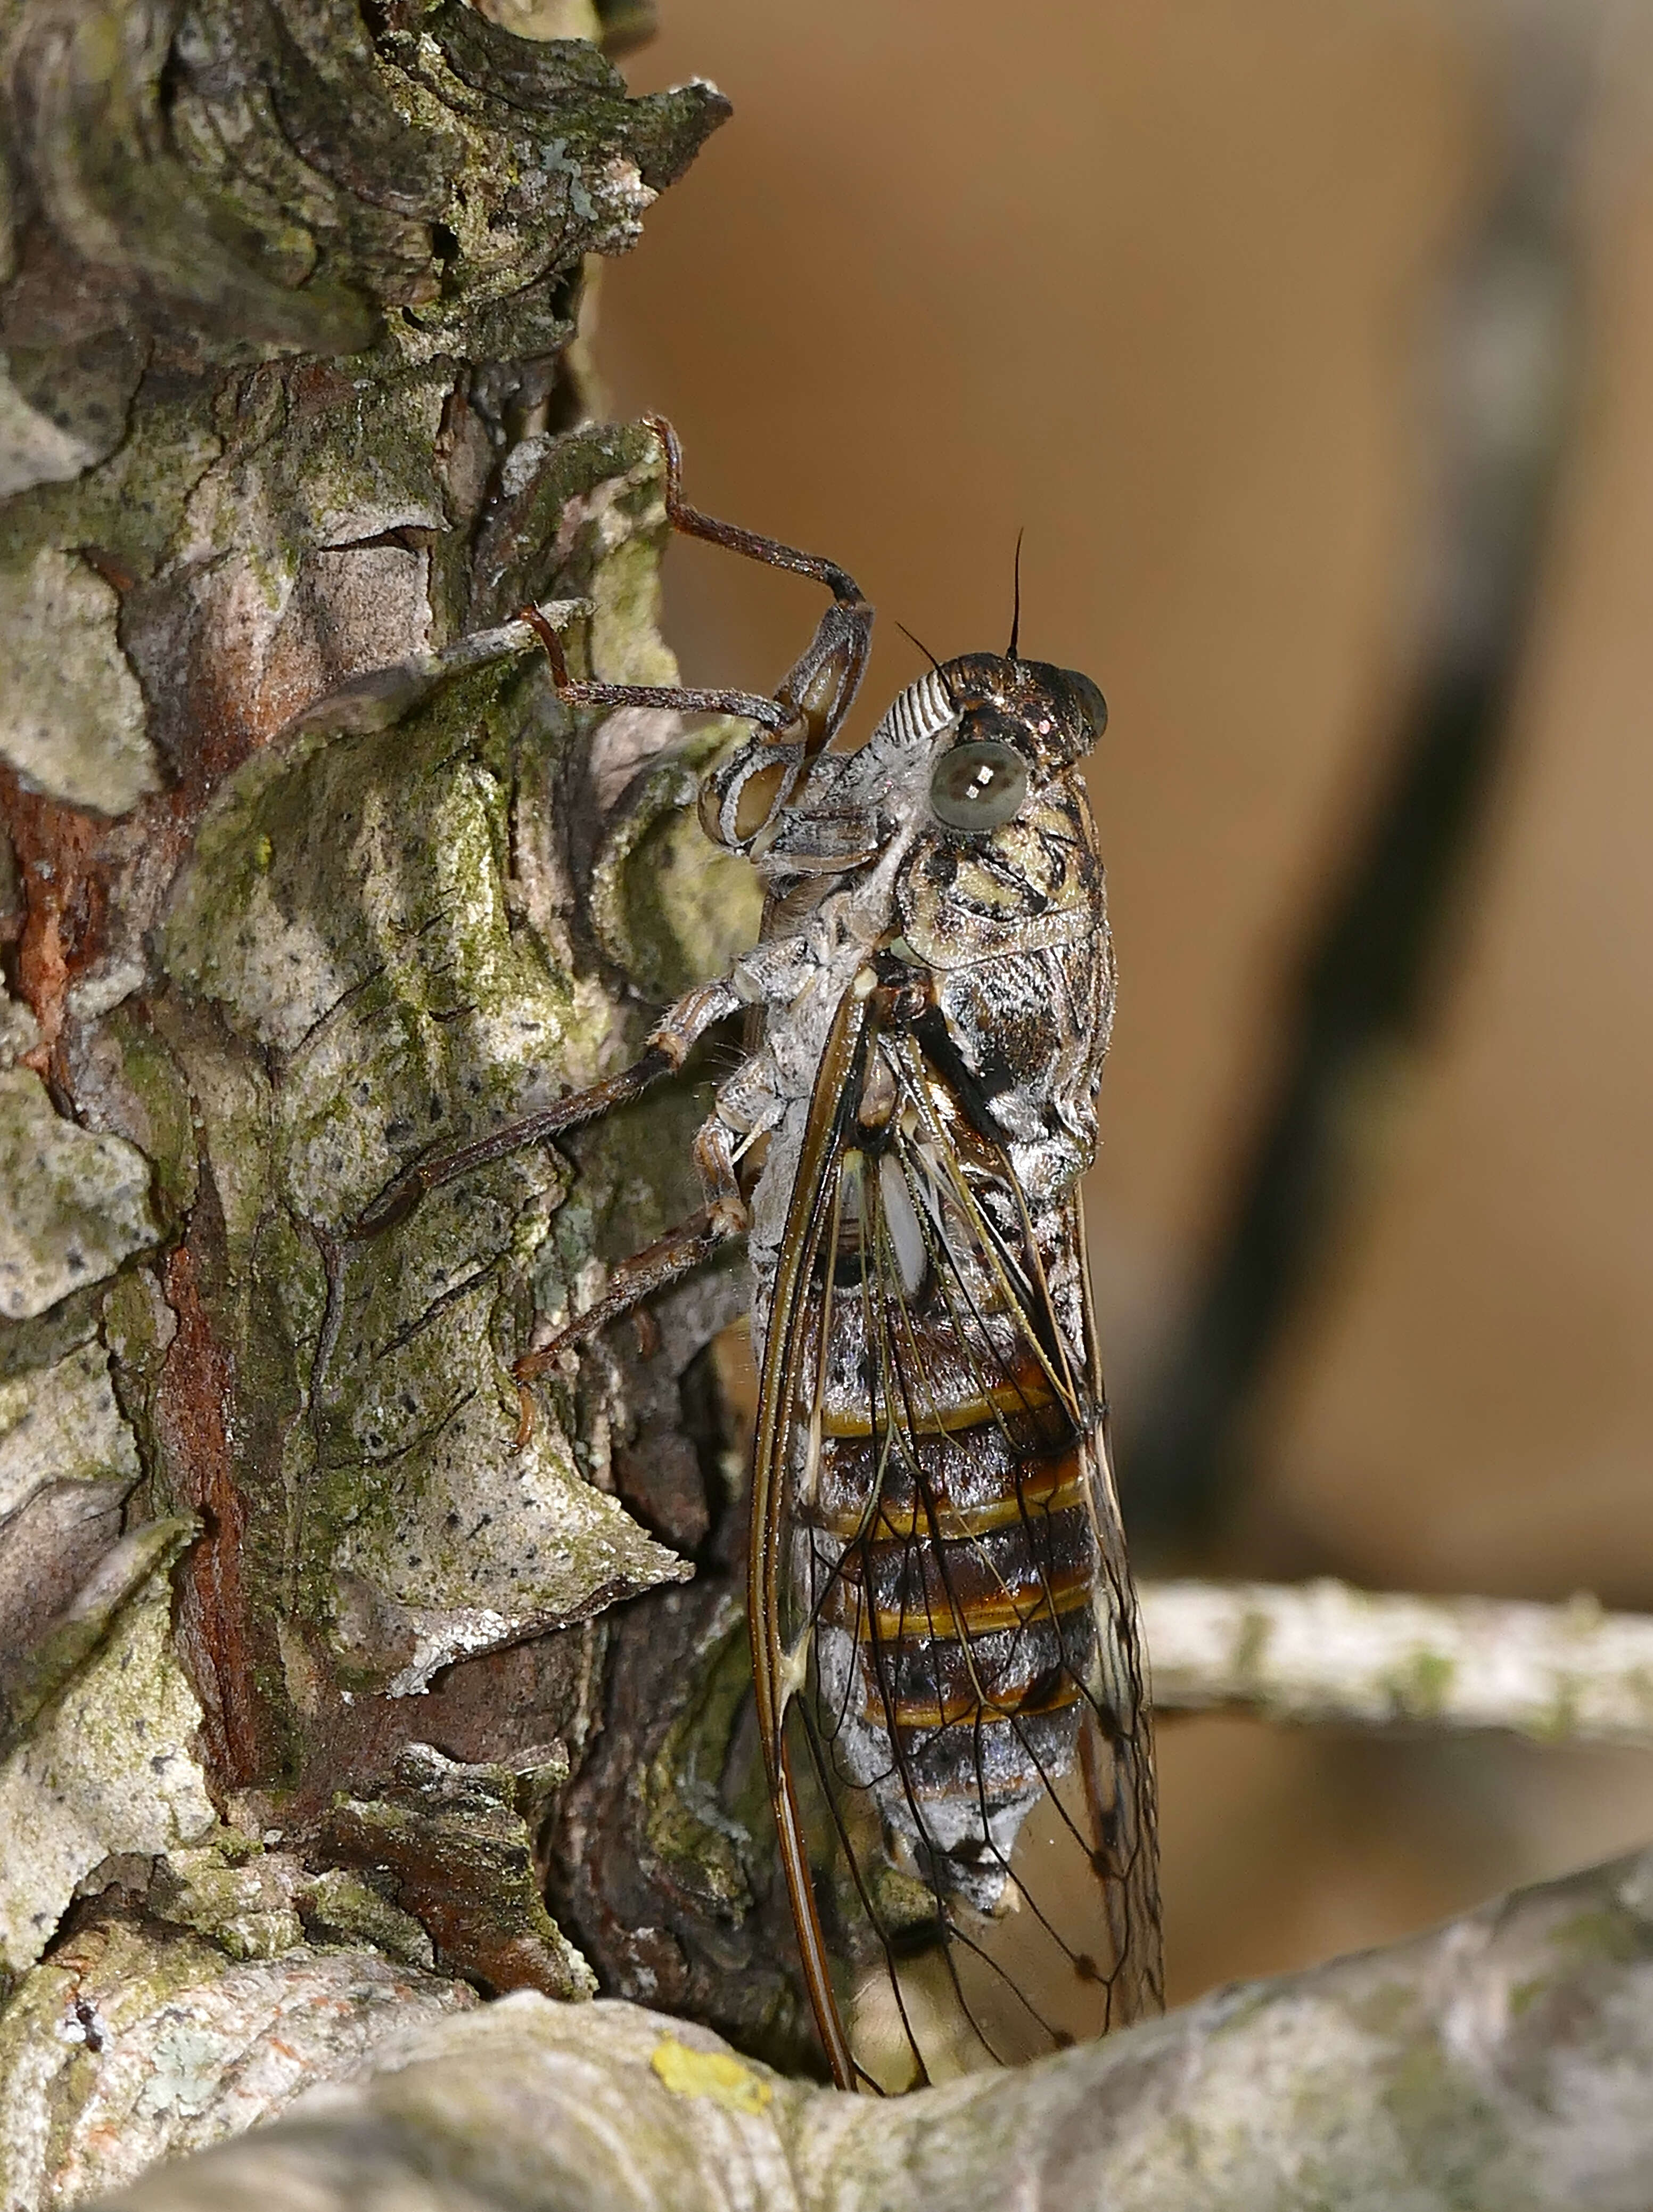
[928,738,1030,832]
[1058,667,1108,740]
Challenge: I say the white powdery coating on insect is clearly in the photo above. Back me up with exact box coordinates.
[1141,1577,1653,1745]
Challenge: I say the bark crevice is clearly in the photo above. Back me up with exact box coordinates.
[1,2,764,2153]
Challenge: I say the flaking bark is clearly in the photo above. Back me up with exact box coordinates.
[0,5,820,2199]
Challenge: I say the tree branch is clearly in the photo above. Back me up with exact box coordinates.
[1142,1577,1653,1747]
[77,1843,1653,2212]
[3,10,1643,2211]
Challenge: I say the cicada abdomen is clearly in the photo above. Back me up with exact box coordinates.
[789,1186,1155,2085]
[350,419,1161,2091]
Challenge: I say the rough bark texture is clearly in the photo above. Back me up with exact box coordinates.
[0,5,824,2201]
[56,1843,1653,2212]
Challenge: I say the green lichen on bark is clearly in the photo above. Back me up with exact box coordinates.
[57,1847,1653,2212]
[0,0,776,2175]
[0,0,729,407]
[158,604,694,1705]
[1,1516,195,1747]
[0,550,157,814]
[148,1840,307,1964]
[68,1005,200,1238]
[588,721,762,1003]
[642,1599,759,1923]
[0,1541,216,1977]
[322,1741,597,1997]
[0,1340,139,1522]
[0,1911,476,2211]
[297,1865,435,1968]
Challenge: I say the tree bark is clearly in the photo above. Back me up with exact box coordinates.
[66,1844,1653,2212]
[0,4,825,2195]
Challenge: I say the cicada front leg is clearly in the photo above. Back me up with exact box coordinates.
[342,962,751,1445]
[523,414,874,858]
[516,1095,751,1360]
[510,1050,787,1443]
[347,417,857,1418]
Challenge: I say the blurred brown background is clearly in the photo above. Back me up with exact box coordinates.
[596,0,1653,2008]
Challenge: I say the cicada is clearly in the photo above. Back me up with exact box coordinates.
[356,420,1162,2091]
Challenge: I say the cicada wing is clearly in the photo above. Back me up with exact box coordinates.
[1070,1191,1164,2030]
[750,1003,1162,2093]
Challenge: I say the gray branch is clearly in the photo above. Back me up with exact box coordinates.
[1142,1577,1653,1747]
[78,1844,1653,2212]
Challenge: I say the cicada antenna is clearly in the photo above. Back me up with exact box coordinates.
[1007,528,1025,661]
[895,619,944,676]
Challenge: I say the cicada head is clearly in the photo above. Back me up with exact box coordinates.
[746,646,1108,908]
[933,652,1107,796]
[857,650,1112,972]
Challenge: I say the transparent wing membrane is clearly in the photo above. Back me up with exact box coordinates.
[750,993,1161,2092]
